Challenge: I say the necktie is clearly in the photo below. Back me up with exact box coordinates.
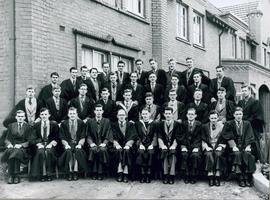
[132,83,136,90]
[80,98,85,110]
[166,123,171,133]
[55,98,60,110]
[120,121,124,128]
[18,123,22,133]
[29,98,32,105]
[189,122,193,132]
[97,120,101,133]
[72,79,76,90]
[195,82,198,88]
[212,123,216,130]
[71,120,76,141]
[112,83,116,88]
[43,124,48,141]
[148,105,151,112]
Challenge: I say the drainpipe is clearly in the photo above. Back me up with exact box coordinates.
[74,31,78,69]
[10,0,16,105]
[219,29,224,66]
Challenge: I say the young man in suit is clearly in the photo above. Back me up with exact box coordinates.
[38,72,59,107]
[201,110,226,186]
[165,58,182,86]
[164,73,187,104]
[124,72,144,106]
[116,60,130,85]
[141,92,162,121]
[69,83,95,122]
[46,85,68,124]
[147,58,167,86]
[144,73,165,106]
[105,72,124,102]
[29,108,60,181]
[178,108,202,184]
[237,84,264,161]
[209,87,235,124]
[88,67,102,102]
[135,59,148,86]
[163,89,185,122]
[210,65,236,103]
[157,107,181,184]
[3,85,42,127]
[59,107,88,181]
[135,108,156,183]
[96,88,117,122]
[98,62,111,88]
[60,67,81,102]
[181,57,210,88]
[86,104,113,180]
[221,107,257,187]
[186,88,209,123]
[1,110,32,184]
[116,89,140,123]
[77,66,93,99]
[111,109,138,183]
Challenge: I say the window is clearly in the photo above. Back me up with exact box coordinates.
[193,12,204,46]
[127,0,144,17]
[81,48,108,72]
[240,38,245,59]
[250,45,256,61]
[177,3,188,40]
[232,35,236,58]
[111,55,133,72]
[263,48,267,66]
[268,52,270,68]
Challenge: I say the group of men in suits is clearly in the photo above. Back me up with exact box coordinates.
[1,57,264,188]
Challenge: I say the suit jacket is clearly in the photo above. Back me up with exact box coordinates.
[147,69,167,86]
[163,101,185,121]
[59,119,86,145]
[180,120,202,150]
[60,78,81,102]
[165,70,182,86]
[117,101,140,122]
[186,101,209,123]
[97,72,110,89]
[5,122,32,146]
[144,83,165,106]
[209,100,235,122]
[46,97,68,124]
[88,78,102,102]
[69,96,95,120]
[135,70,148,86]
[140,104,162,121]
[124,83,145,106]
[38,84,53,107]
[77,76,95,100]
[187,83,211,104]
[165,84,187,104]
[181,68,211,88]
[3,98,42,128]
[201,122,225,149]
[156,120,181,147]
[111,121,138,147]
[105,82,124,102]
[210,76,236,102]
[86,118,113,145]
[116,71,130,85]
[135,120,156,147]
[95,99,117,122]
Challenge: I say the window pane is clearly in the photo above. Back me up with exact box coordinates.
[81,48,93,69]
[127,0,144,16]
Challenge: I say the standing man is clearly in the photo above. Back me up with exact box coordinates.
[98,62,111,88]
[141,92,162,121]
[147,58,167,86]
[166,58,182,86]
[115,60,130,85]
[60,67,81,102]
[38,72,60,107]
[77,66,93,99]
[105,72,124,102]
[86,104,113,180]
[1,110,32,184]
[88,68,102,102]
[210,65,236,103]
[134,59,148,86]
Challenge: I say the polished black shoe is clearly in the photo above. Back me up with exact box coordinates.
[67,173,73,181]
[8,176,14,184]
[163,175,169,184]
[123,175,129,183]
[117,173,123,182]
[40,176,46,182]
[140,176,145,183]
[214,177,220,186]
[245,179,253,187]
[13,176,20,184]
[190,177,196,184]
[184,176,189,184]
[239,179,246,187]
[145,175,151,183]
[97,174,103,180]
[47,176,52,182]
[92,173,97,180]
[208,177,214,187]
[73,172,78,181]
[169,175,175,184]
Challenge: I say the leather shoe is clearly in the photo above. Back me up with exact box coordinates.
[184,176,189,184]
[123,175,129,183]
[92,173,97,180]
[239,180,245,187]
[214,177,220,186]
[163,175,169,184]
[8,176,13,184]
[67,173,73,181]
[13,176,20,184]
[145,175,151,183]
[208,177,214,186]
[117,173,123,182]
[97,174,103,180]
[169,175,175,184]
[40,176,46,182]
[73,172,78,181]
[245,179,253,187]
[190,177,196,184]
[47,176,52,181]
[140,176,145,183]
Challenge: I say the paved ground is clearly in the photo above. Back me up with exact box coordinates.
[0,177,268,199]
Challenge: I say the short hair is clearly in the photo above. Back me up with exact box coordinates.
[80,65,88,71]
[241,83,251,90]
[148,73,156,78]
[123,89,132,94]
[50,72,59,77]
[187,107,196,114]
[109,72,117,76]
[79,83,87,89]
[130,72,137,77]
[216,65,224,70]
[69,107,77,112]
[69,67,77,72]
[135,59,143,64]
[102,62,110,66]
[101,87,109,93]
[141,108,150,113]
[169,89,177,94]
[168,58,176,63]
[209,110,219,116]
[171,73,179,79]
[218,87,226,92]
[234,107,243,113]
[193,70,202,77]
[186,57,193,61]
[40,107,49,114]
[117,60,125,66]
[90,67,98,73]
[145,92,153,98]
[164,107,173,113]
[117,108,126,115]
[16,110,25,115]
[26,85,35,91]
[149,58,156,63]
[194,88,202,93]
[52,85,61,91]
[95,104,103,110]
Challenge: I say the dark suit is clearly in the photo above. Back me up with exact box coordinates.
[60,78,81,102]
[46,97,68,124]
[116,71,130,85]
[135,70,148,86]
[209,100,235,122]
[144,83,165,106]
[140,104,162,121]
[29,121,60,178]
[38,84,54,107]
[163,101,185,121]
[117,101,140,122]
[105,82,124,102]
[95,99,117,122]
[186,101,209,123]
[181,68,211,88]
[77,76,94,99]
[165,70,182,86]
[124,83,145,106]
[147,69,167,87]
[97,72,110,89]
[187,83,211,104]
[69,96,95,120]
[210,76,236,102]
[164,85,187,104]
[88,78,102,102]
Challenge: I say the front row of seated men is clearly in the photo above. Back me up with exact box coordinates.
[1,104,257,188]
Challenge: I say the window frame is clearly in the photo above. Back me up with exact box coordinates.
[239,38,246,59]
[126,0,145,18]
[193,11,204,47]
[177,3,188,41]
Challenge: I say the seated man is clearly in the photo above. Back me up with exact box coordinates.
[179,108,202,184]
[221,107,257,187]
[30,108,60,181]
[135,108,156,183]
[111,109,138,183]
[1,110,32,184]
[140,92,162,121]
[86,104,113,180]
[157,107,181,184]
[59,107,88,181]
[201,110,226,187]
[46,85,68,124]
